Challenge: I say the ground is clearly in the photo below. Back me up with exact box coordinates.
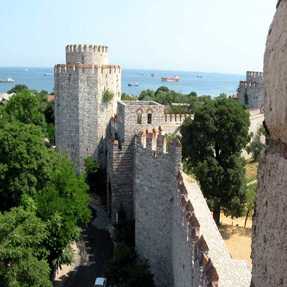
[54,195,113,287]
[218,161,258,268]
[220,214,252,267]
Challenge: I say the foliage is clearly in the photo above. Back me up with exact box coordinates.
[121,93,137,101]
[244,182,257,228]
[7,84,29,94]
[102,89,114,103]
[84,156,100,192]
[246,126,266,162]
[105,244,155,287]
[4,91,47,128]
[0,207,51,287]
[181,97,250,224]
[0,122,52,210]
[34,152,91,270]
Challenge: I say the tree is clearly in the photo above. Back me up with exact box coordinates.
[105,245,155,287]
[0,121,90,273]
[181,97,250,224]
[244,182,256,228]
[0,207,51,287]
[7,84,29,94]
[0,122,52,211]
[34,152,91,272]
[246,126,266,162]
[4,91,47,129]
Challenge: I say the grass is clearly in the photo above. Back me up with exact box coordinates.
[245,160,258,184]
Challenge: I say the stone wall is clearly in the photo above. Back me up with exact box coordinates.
[251,1,287,286]
[55,45,121,172]
[134,133,251,287]
[238,71,264,110]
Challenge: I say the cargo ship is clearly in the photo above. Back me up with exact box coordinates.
[161,75,180,82]
[0,78,15,83]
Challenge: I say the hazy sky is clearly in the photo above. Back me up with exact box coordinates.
[0,0,276,73]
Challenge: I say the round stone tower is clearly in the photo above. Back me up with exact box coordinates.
[54,44,121,172]
[65,44,108,65]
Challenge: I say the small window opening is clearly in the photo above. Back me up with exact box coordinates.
[137,112,142,124]
[147,113,152,124]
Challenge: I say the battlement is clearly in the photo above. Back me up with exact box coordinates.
[65,44,108,53]
[177,173,219,286]
[54,64,121,74]
[246,71,263,82]
[65,44,109,65]
[135,130,181,156]
[164,113,190,123]
[239,80,260,88]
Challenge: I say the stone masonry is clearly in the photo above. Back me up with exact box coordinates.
[55,44,252,286]
[237,71,264,110]
[54,45,121,171]
[251,1,287,286]
[134,132,251,287]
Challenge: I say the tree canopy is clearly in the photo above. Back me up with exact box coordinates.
[0,207,51,287]
[181,96,250,224]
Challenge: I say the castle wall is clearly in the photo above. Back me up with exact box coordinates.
[134,133,179,287]
[54,67,81,168]
[66,44,108,65]
[106,140,134,222]
[134,133,251,287]
[251,2,287,286]
[55,45,121,172]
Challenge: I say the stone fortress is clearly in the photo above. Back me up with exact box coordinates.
[237,71,264,110]
[54,45,252,286]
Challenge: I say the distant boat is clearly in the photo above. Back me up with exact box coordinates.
[151,73,155,77]
[128,82,139,87]
[44,73,52,76]
[0,78,15,83]
[196,75,203,79]
[161,76,180,82]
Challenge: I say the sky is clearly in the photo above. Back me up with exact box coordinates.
[0,0,277,74]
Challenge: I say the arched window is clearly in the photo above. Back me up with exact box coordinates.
[147,109,153,124]
[137,110,143,124]
[147,113,152,124]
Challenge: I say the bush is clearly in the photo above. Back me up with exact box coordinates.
[105,244,155,287]
[246,127,266,162]
[102,90,114,103]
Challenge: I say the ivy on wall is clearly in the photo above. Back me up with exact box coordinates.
[102,89,114,103]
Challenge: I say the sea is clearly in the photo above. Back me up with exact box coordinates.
[0,67,244,97]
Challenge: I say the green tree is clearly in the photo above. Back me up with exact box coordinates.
[244,182,256,228]
[4,91,47,129]
[34,153,91,272]
[7,84,29,94]
[105,245,154,287]
[0,122,52,211]
[246,127,266,162]
[181,97,250,224]
[0,207,51,287]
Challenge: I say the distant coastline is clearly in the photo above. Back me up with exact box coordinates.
[0,67,244,96]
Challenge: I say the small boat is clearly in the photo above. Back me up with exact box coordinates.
[0,78,15,83]
[44,73,52,76]
[151,73,155,77]
[196,75,203,79]
[128,82,139,87]
[161,75,180,82]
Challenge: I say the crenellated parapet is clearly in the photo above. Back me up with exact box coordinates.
[177,172,219,286]
[246,71,264,82]
[65,44,109,65]
[54,64,121,74]
[164,113,190,124]
[135,129,181,159]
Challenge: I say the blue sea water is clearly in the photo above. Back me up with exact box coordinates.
[0,67,244,96]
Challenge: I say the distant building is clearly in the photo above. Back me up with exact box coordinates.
[0,93,13,103]
[237,71,264,110]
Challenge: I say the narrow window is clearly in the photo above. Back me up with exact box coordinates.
[147,113,152,124]
[137,112,142,124]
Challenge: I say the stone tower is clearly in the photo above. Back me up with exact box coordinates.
[54,44,121,171]
[251,1,287,286]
